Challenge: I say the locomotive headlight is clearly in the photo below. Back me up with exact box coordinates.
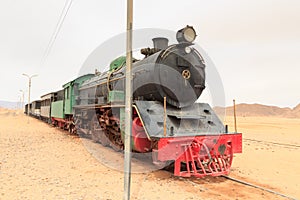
[176,25,197,43]
[185,46,192,54]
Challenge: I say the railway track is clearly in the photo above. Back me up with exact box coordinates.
[56,124,299,199]
[243,138,300,148]
[181,175,297,200]
[221,175,297,200]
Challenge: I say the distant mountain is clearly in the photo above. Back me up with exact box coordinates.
[292,104,300,118]
[214,103,300,118]
[0,100,20,109]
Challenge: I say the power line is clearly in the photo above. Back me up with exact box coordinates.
[40,0,74,66]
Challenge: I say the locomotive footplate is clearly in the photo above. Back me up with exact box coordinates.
[134,101,225,138]
[135,100,242,177]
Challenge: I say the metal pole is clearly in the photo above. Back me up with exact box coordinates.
[19,90,24,111]
[19,96,22,109]
[23,74,37,122]
[233,99,237,133]
[124,0,133,199]
[163,97,167,137]
[17,96,21,110]
[28,78,31,118]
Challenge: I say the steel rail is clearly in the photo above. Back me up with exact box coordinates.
[243,138,300,148]
[221,175,297,200]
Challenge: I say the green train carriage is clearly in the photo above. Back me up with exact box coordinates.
[50,74,94,131]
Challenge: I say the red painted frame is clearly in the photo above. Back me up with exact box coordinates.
[153,133,242,177]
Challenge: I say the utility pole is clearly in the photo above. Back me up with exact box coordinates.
[124,0,133,199]
[19,89,25,111]
[233,99,237,133]
[22,73,38,121]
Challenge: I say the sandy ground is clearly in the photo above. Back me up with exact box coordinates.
[225,116,300,199]
[0,110,299,199]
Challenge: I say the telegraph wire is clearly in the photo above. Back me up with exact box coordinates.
[40,0,74,66]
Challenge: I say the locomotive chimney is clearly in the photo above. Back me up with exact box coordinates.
[152,37,169,50]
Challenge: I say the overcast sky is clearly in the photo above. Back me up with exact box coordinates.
[1,0,299,108]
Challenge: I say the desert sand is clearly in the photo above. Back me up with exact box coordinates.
[0,109,299,199]
[225,115,300,198]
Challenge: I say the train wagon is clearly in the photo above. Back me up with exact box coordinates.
[30,100,41,118]
[24,103,29,115]
[40,92,56,123]
[50,74,94,131]
[24,100,41,118]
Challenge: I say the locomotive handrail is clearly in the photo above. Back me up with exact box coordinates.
[106,60,125,92]
[160,44,177,59]
[193,48,205,64]
[79,76,125,91]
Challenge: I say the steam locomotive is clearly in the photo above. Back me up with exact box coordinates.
[25,26,242,177]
